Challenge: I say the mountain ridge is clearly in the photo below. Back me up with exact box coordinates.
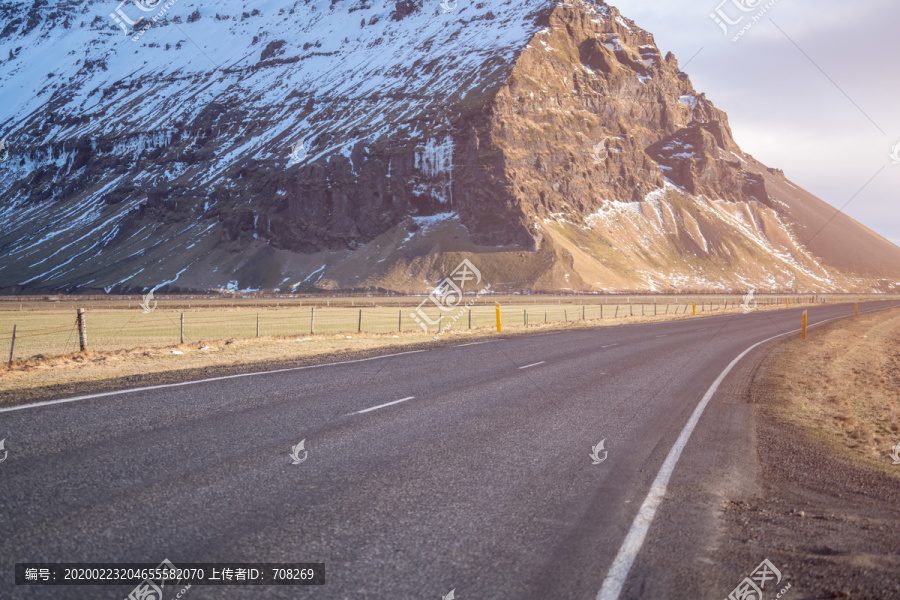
[0,0,898,294]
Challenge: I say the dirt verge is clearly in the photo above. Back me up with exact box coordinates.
[718,309,900,599]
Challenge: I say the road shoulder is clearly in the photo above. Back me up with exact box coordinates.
[717,309,900,599]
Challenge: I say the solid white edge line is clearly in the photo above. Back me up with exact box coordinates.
[601,344,618,349]
[0,350,428,414]
[595,306,881,600]
[518,361,546,370]
[350,396,415,415]
[594,331,787,600]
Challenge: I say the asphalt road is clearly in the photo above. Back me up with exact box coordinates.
[0,301,893,600]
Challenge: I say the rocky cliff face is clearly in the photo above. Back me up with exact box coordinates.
[0,0,898,294]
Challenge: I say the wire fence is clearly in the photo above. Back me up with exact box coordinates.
[0,294,889,365]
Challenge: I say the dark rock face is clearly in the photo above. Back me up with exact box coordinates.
[465,0,776,248]
[0,0,898,293]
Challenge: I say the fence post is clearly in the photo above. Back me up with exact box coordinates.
[614,305,618,318]
[399,310,402,332]
[468,309,471,329]
[629,303,633,317]
[524,309,527,326]
[256,313,260,337]
[358,309,362,333]
[8,324,16,367]
[438,314,442,332]
[564,309,568,322]
[77,308,87,352]
[310,307,315,334]
[582,305,585,320]
[180,313,184,344]
[544,311,547,323]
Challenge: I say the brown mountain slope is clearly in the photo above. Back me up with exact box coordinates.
[209,0,900,294]
[0,0,897,294]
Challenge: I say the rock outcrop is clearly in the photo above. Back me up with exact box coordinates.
[0,0,898,293]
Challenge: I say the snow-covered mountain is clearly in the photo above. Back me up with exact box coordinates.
[1,0,898,293]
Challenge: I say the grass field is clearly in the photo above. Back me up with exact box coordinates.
[0,294,891,403]
[0,293,877,364]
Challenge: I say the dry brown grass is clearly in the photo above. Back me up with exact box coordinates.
[0,301,795,404]
[761,308,900,471]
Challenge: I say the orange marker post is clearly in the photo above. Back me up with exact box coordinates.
[495,302,502,333]
[855,303,858,316]
[692,302,696,315]
[801,310,807,340]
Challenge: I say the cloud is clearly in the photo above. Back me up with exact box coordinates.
[611,0,900,247]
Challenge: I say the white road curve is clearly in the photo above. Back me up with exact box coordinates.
[595,309,873,600]
[595,329,793,600]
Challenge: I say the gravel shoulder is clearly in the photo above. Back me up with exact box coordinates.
[718,309,900,600]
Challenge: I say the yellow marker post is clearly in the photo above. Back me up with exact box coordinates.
[692,302,696,315]
[786,298,789,308]
[801,310,807,340]
[855,303,858,316]
[495,302,502,332]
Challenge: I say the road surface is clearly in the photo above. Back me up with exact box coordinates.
[0,301,892,599]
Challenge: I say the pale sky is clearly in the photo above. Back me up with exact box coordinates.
[613,0,900,247]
